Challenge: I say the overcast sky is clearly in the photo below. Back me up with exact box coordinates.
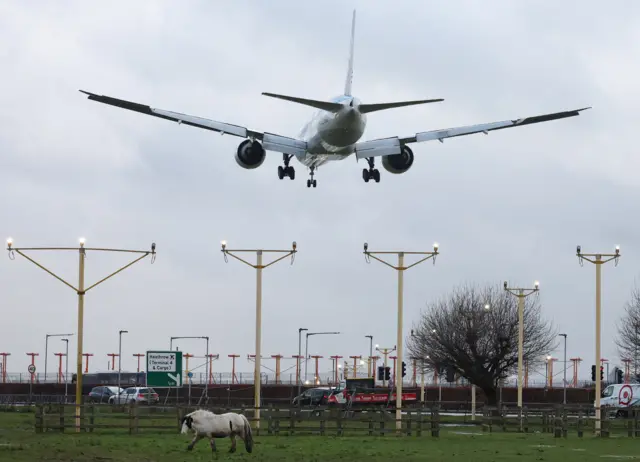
[1,0,639,384]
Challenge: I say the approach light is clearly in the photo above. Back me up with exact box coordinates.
[79,237,86,246]
[534,280,540,290]
[221,240,227,250]
[6,237,13,249]
[615,245,620,255]
[576,245,581,255]
[503,281,507,290]
[546,355,552,361]
[433,242,439,252]
[292,241,297,251]
[364,242,368,252]
[484,304,490,311]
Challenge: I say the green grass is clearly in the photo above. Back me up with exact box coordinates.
[1,409,639,461]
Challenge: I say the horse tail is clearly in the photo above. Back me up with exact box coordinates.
[242,414,253,453]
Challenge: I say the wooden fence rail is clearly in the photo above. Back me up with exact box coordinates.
[33,403,640,438]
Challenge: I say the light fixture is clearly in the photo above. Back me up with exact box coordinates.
[615,245,620,254]
[359,360,364,366]
[576,245,581,254]
[484,304,490,311]
[79,237,86,246]
[375,344,379,348]
[292,241,297,250]
[503,281,508,289]
[364,242,368,252]
[546,355,552,361]
[534,280,540,290]
[221,240,227,250]
[433,242,439,251]
[6,237,13,249]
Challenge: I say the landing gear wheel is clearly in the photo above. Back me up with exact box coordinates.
[279,154,295,180]
[312,179,317,188]
[363,158,380,183]
[307,179,311,188]
[307,166,317,188]
[278,165,285,180]
[287,166,295,180]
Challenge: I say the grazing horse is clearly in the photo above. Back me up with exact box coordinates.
[180,409,253,454]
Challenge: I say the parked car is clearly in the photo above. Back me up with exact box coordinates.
[108,387,159,405]
[88,386,124,403]
[292,387,334,406]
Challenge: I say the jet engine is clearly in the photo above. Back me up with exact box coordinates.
[381,145,414,174]
[235,139,266,169]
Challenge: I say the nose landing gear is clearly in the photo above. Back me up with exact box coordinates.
[307,166,317,188]
[362,157,380,183]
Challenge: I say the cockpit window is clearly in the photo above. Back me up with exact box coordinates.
[602,386,614,397]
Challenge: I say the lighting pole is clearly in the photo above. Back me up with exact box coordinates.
[559,333,567,404]
[118,330,128,391]
[61,338,69,403]
[305,331,340,382]
[45,333,74,383]
[365,335,373,376]
[576,244,620,435]
[221,240,297,431]
[6,237,156,432]
[169,336,210,396]
[297,328,307,396]
[503,280,539,414]
[363,242,439,432]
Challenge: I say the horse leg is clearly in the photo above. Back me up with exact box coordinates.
[187,434,204,451]
[209,437,217,453]
[229,434,237,453]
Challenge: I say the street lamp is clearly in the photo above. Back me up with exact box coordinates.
[297,328,308,397]
[7,237,156,432]
[118,330,128,391]
[559,333,567,404]
[61,338,69,403]
[364,241,439,431]
[504,280,539,417]
[576,244,620,435]
[45,333,74,383]
[365,335,373,377]
[221,240,297,431]
[305,332,340,382]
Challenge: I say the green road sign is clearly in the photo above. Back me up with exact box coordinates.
[146,351,182,387]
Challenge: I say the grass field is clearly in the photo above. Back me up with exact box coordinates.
[1,410,639,461]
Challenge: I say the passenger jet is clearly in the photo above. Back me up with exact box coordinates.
[80,10,590,188]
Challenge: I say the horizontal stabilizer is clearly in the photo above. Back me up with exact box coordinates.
[359,98,444,114]
[262,92,344,113]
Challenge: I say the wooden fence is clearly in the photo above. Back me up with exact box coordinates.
[33,403,640,438]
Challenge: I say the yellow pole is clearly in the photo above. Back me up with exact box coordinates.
[471,384,476,421]
[255,250,262,431]
[75,242,85,432]
[517,291,524,409]
[396,252,404,432]
[594,255,602,434]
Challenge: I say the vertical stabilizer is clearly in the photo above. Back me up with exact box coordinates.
[344,10,356,96]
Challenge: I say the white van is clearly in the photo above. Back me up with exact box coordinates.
[599,383,640,417]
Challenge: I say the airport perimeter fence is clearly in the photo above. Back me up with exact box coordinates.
[26,402,640,438]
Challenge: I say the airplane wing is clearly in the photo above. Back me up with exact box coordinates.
[354,107,591,159]
[79,90,307,157]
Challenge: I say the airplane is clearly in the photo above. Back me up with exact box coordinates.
[80,10,590,188]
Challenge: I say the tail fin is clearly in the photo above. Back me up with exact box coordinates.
[344,10,356,96]
[242,414,253,453]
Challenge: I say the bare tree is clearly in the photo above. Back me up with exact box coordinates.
[407,282,558,405]
[615,284,640,381]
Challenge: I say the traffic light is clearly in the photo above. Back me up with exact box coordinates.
[591,364,596,381]
[377,366,384,381]
[384,366,391,381]
[600,366,604,381]
[401,361,407,377]
[616,368,624,384]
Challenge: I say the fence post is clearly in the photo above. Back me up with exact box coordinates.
[576,407,583,438]
[59,404,64,433]
[406,410,412,436]
[430,404,440,437]
[601,407,610,438]
[89,404,95,433]
[35,405,43,433]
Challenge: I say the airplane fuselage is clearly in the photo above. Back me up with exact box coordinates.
[296,95,366,169]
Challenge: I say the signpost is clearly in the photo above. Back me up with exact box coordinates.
[146,351,182,387]
[28,364,36,402]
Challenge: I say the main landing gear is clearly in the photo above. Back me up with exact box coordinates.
[307,166,317,188]
[362,157,380,183]
[278,154,295,180]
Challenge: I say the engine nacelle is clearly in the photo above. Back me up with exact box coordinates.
[381,145,414,174]
[235,139,266,169]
